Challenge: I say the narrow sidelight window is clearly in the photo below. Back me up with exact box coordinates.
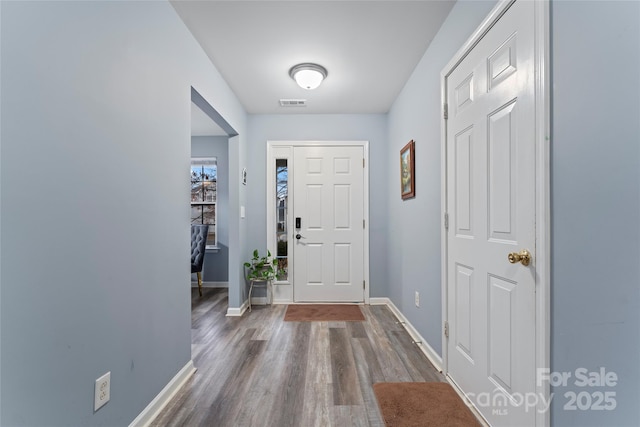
[275,159,288,280]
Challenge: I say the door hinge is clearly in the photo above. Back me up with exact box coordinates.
[444,321,449,338]
[363,158,365,168]
[363,280,366,290]
[363,219,365,229]
[443,103,448,120]
[444,212,449,230]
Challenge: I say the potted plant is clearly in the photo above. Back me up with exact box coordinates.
[244,249,277,282]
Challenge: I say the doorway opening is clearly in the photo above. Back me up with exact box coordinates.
[189,87,238,306]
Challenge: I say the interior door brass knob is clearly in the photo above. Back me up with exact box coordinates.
[508,249,531,266]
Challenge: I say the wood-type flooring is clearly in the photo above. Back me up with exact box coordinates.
[152,288,444,427]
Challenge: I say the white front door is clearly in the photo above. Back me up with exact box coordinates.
[445,1,537,425]
[293,145,365,302]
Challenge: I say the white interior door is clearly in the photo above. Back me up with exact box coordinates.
[445,1,536,425]
[293,145,365,302]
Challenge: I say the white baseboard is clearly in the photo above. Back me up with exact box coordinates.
[226,299,249,317]
[129,360,196,427]
[226,296,271,315]
[369,297,443,372]
[369,297,389,305]
[191,281,229,288]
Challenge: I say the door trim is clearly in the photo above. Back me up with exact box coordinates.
[266,140,370,304]
[439,1,550,426]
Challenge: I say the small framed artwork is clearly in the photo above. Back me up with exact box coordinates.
[400,140,415,200]
[242,168,247,185]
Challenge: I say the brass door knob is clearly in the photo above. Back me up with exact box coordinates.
[508,249,531,266]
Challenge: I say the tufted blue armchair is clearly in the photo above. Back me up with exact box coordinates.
[191,224,209,296]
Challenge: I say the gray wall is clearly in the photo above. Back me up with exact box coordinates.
[387,0,497,357]
[0,4,3,421]
[246,114,389,298]
[192,136,229,283]
[0,1,247,425]
[550,1,640,425]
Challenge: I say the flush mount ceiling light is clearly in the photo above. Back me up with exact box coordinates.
[289,63,328,90]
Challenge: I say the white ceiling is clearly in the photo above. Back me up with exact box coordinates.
[173,0,456,115]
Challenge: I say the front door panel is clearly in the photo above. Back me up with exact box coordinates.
[293,146,364,302]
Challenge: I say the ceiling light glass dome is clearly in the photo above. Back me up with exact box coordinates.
[289,63,328,90]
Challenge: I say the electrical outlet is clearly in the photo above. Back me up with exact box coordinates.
[94,372,110,411]
[415,291,420,307]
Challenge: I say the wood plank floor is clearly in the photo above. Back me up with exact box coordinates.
[152,288,444,427]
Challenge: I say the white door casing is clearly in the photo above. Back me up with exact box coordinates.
[292,145,365,302]
[266,141,370,304]
[442,1,550,426]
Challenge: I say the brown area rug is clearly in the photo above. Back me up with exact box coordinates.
[283,304,365,322]
[373,382,481,427]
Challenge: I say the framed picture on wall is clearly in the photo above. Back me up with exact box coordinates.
[400,140,415,200]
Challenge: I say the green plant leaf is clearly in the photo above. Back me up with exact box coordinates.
[245,248,278,282]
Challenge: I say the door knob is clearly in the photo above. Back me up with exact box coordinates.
[508,249,531,266]
[295,233,305,240]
